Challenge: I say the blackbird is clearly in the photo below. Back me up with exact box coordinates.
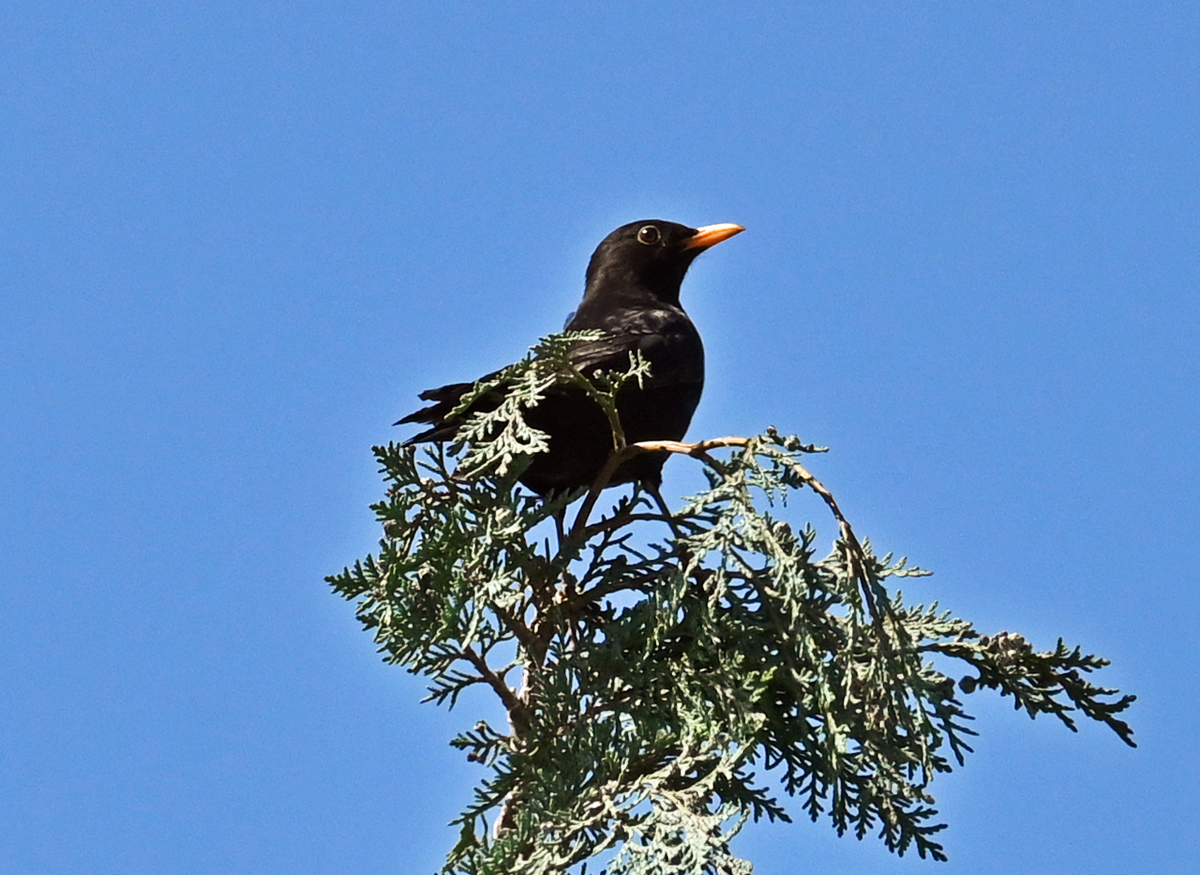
[399,219,743,496]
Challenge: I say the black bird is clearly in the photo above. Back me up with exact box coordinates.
[399,219,744,496]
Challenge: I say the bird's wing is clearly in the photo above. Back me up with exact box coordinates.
[399,315,700,443]
[568,327,703,388]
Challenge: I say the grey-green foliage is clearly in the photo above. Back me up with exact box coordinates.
[328,335,1135,874]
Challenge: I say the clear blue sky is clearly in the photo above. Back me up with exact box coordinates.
[3,3,1197,873]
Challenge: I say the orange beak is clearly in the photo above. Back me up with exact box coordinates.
[683,222,745,251]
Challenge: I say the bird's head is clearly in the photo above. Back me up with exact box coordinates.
[583,220,744,306]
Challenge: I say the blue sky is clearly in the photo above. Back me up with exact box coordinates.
[3,3,1197,873]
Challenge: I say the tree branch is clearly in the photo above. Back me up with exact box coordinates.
[462,644,529,733]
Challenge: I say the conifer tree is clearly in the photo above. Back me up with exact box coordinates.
[328,334,1135,874]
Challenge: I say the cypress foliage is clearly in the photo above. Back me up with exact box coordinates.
[328,334,1135,874]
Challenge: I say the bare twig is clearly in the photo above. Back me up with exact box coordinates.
[462,644,529,732]
[569,437,752,538]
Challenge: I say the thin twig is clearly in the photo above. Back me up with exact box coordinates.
[493,603,540,661]
[569,437,753,538]
[462,644,529,732]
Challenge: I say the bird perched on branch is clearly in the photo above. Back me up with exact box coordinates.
[399,219,744,496]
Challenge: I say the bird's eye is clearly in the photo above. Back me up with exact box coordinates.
[637,225,661,245]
